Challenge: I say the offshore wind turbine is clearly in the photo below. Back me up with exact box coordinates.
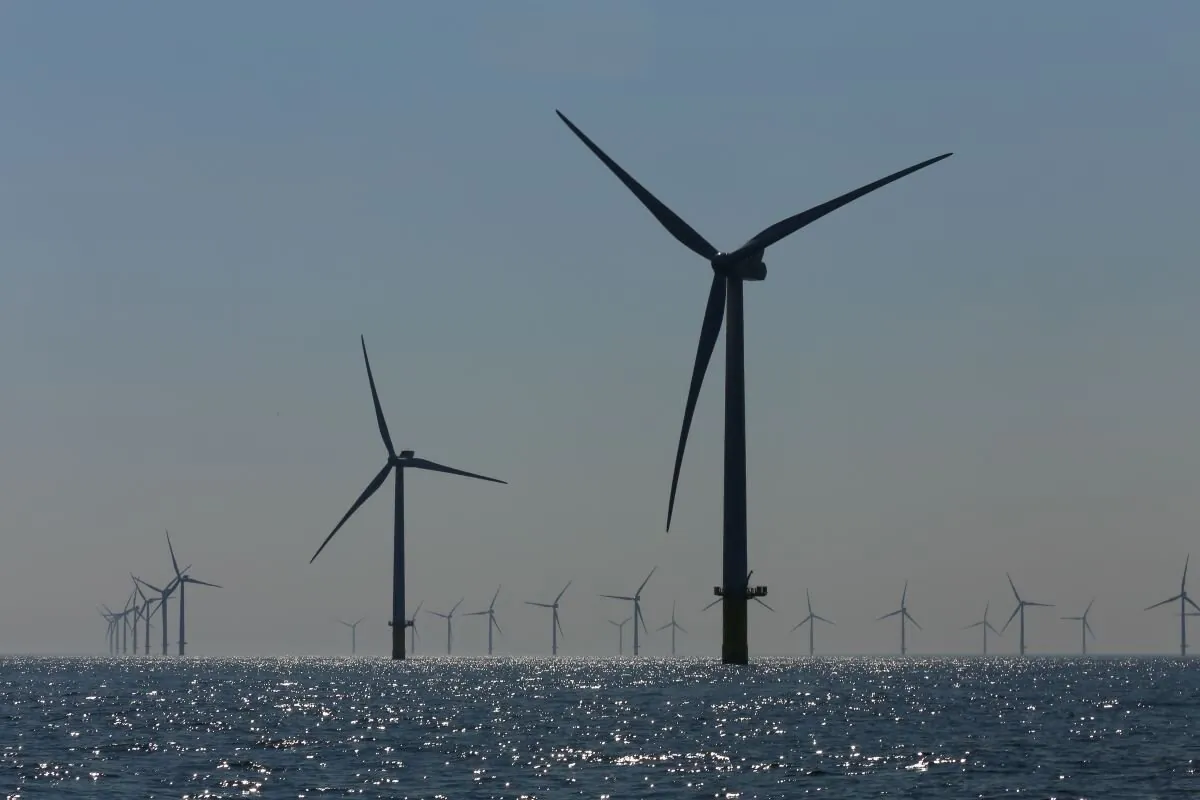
[1146,555,1200,656]
[309,336,507,661]
[1061,599,1096,655]
[166,531,221,656]
[526,581,571,656]
[962,601,1001,655]
[133,570,184,656]
[877,581,921,655]
[465,586,504,656]
[99,607,117,655]
[657,600,687,656]
[600,567,656,656]
[339,617,366,655]
[134,582,157,655]
[557,111,951,665]
[428,598,464,655]
[791,588,834,657]
[610,616,631,656]
[405,601,423,654]
[1000,573,1053,656]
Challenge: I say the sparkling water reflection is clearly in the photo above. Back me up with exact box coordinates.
[1,656,1197,797]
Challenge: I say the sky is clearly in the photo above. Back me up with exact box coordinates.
[2,0,1199,658]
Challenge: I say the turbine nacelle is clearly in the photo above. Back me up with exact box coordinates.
[712,248,767,281]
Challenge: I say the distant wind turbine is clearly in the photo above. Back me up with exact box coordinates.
[1061,599,1096,655]
[465,586,504,655]
[600,567,656,656]
[526,581,571,656]
[1000,573,1053,656]
[133,581,158,656]
[610,617,632,656]
[405,601,423,654]
[791,588,834,657]
[428,598,464,655]
[877,581,921,655]
[657,600,687,656]
[133,569,185,656]
[166,531,221,656]
[309,336,507,661]
[99,607,117,655]
[1146,555,1200,656]
[339,617,366,655]
[556,110,951,664]
[962,601,1001,655]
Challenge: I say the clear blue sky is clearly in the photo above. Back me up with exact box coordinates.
[2,0,1199,656]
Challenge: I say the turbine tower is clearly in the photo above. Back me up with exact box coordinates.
[309,336,507,661]
[704,570,775,626]
[657,600,687,656]
[134,571,184,656]
[134,581,157,656]
[339,617,365,655]
[1000,573,1053,656]
[1061,599,1096,655]
[526,581,571,656]
[465,586,504,656]
[99,607,117,655]
[405,601,423,654]
[166,531,221,656]
[600,567,656,656]
[428,599,464,656]
[556,111,951,664]
[610,617,631,655]
[1146,555,1200,656]
[877,581,921,655]
[962,601,1001,655]
[791,588,834,657]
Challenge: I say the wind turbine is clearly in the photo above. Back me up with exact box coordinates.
[405,601,423,654]
[556,111,951,665]
[339,617,366,655]
[1000,573,1053,656]
[465,586,504,655]
[133,581,158,655]
[656,600,687,656]
[791,588,834,657]
[309,336,507,661]
[877,581,921,655]
[962,601,1001,655]
[610,616,631,656]
[1146,555,1200,656]
[526,581,571,656]
[119,590,137,655]
[166,531,221,656]
[428,598,464,655]
[98,607,117,655]
[600,567,656,656]
[1061,599,1096,655]
[133,571,184,656]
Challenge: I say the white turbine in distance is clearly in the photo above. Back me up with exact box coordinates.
[657,600,687,656]
[962,601,1001,655]
[600,567,656,657]
[428,599,464,656]
[339,617,365,655]
[791,588,833,657]
[1000,573,1052,656]
[609,617,632,656]
[877,581,921,656]
[1061,599,1096,655]
[526,581,570,656]
[464,586,504,656]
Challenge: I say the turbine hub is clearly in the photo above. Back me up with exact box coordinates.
[711,248,767,281]
[399,449,415,459]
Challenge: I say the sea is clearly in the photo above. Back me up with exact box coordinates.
[1,656,1196,798]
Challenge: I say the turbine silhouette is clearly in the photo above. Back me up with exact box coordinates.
[1061,599,1095,655]
[1146,555,1199,656]
[1000,573,1052,656]
[465,586,504,656]
[428,598,464,655]
[656,600,687,656]
[962,601,1002,655]
[600,567,656,656]
[877,581,921,655]
[526,581,571,656]
[791,588,833,657]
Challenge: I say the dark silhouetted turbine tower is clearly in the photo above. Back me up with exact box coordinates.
[465,586,504,655]
[428,598,464,655]
[165,531,221,656]
[1146,555,1199,656]
[526,581,571,656]
[878,581,921,655]
[556,111,951,664]
[1061,599,1095,655]
[963,601,1001,655]
[310,337,506,661]
[1000,573,1052,656]
[600,567,656,656]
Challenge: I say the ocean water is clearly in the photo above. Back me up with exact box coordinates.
[1,656,1196,798]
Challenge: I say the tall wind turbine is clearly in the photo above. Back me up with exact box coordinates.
[99,607,117,655]
[963,601,1001,655]
[428,598,464,655]
[134,582,157,656]
[166,531,221,656]
[656,600,687,656]
[1061,599,1096,655]
[877,581,921,655]
[134,571,184,656]
[557,111,951,665]
[791,588,834,657]
[1000,573,1053,656]
[1146,555,1200,656]
[610,617,631,656]
[465,586,504,655]
[526,581,571,656]
[405,601,423,654]
[339,617,365,655]
[309,336,507,661]
[600,567,656,656]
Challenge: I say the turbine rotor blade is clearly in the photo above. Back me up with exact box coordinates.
[1187,596,1200,613]
[963,621,984,629]
[556,615,565,639]
[637,566,657,596]
[360,336,396,458]
[666,273,726,531]
[702,597,721,612]
[1146,594,1182,610]
[676,624,687,634]
[166,530,182,578]
[407,457,507,484]
[555,581,572,603]
[1000,605,1021,632]
[310,463,392,563]
[555,111,718,260]
[600,594,635,601]
[877,609,902,621]
[526,601,553,608]
[1007,573,1020,602]
[133,577,163,595]
[744,153,953,251]
[904,611,922,630]
[815,615,834,626]
[450,598,464,616]
[187,578,221,589]
[490,586,502,609]
[656,621,672,631]
[754,597,776,612]
[493,617,504,636]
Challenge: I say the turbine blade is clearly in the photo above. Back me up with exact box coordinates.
[600,594,635,601]
[1000,605,1020,632]
[656,621,672,631]
[187,578,221,589]
[451,598,464,615]
[166,530,182,578]
[555,110,718,260]
[490,586,502,609]
[464,611,488,616]
[815,614,834,626]
[667,273,726,532]
[905,611,922,630]
[1061,616,1082,621]
[133,577,163,594]
[429,611,448,618]
[360,336,396,458]
[555,580,572,603]
[355,617,365,626]
[1187,596,1200,613]
[1085,620,1095,638]
[1184,554,1191,590]
[1146,594,1182,610]
[963,621,984,629]
[556,615,565,638]
[986,622,1001,635]
[745,153,953,251]
[310,463,392,563]
[702,597,721,612]
[412,601,423,617]
[1027,602,1054,608]
[637,566,657,596]
[877,609,902,621]
[1084,598,1095,615]
[806,588,813,614]
[676,624,687,634]
[1007,573,1021,602]
[754,597,776,612]
[407,457,506,485]
[493,617,504,636]
[901,580,908,606]
[636,604,648,634]
[526,601,553,608]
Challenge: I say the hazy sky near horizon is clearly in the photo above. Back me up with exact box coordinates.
[2,1,1200,657]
